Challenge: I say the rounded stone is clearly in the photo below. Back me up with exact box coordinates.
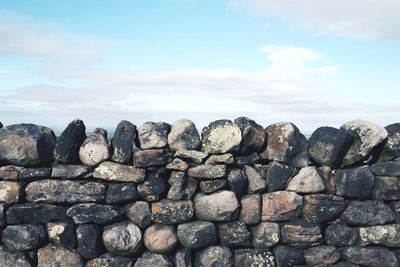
[201,119,242,154]
[168,119,201,151]
[79,128,110,166]
[251,222,280,248]
[234,117,266,155]
[194,190,240,221]
[194,246,233,267]
[2,224,47,251]
[102,221,142,255]
[137,121,170,149]
[144,224,178,253]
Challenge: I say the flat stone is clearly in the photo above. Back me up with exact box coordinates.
[2,224,47,251]
[334,165,375,199]
[235,153,260,165]
[201,119,242,154]
[234,117,266,155]
[218,221,252,247]
[6,203,69,224]
[261,191,303,221]
[25,179,105,203]
[19,167,52,181]
[263,161,298,192]
[342,246,398,267]
[324,224,358,247]
[177,220,217,249]
[167,171,197,200]
[0,246,31,267]
[303,245,340,267]
[51,164,91,179]
[341,200,395,226]
[286,166,326,193]
[93,161,145,183]
[199,179,226,194]
[168,119,201,151]
[79,128,110,166]
[370,161,400,177]
[244,165,266,194]
[144,224,178,253]
[377,123,400,162]
[174,249,192,267]
[137,171,168,202]
[133,149,173,167]
[273,245,305,267]
[227,169,248,198]
[205,153,234,165]
[106,182,139,204]
[137,121,170,149]
[151,199,194,224]
[66,203,123,224]
[110,120,136,164]
[239,194,261,225]
[174,149,208,165]
[166,158,189,171]
[194,190,239,221]
[373,176,400,200]
[280,220,322,249]
[359,224,400,247]
[37,244,83,267]
[194,246,233,267]
[134,251,173,267]
[76,224,103,259]
[54,119,86,164]
[187,164,226,179]
[47,222,77,248]
[86,253,132,267]
[303,194,345,223]
[0,181,21,203]
[251,222,280,248]
[102,221,142,255]
[234,249,275,267]
[0,165,22,180]
[124,201,151,228]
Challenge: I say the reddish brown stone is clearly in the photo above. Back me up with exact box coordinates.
[0,166,22,180]
[262,191,303,221]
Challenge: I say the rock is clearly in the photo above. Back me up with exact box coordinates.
[194,246,233,267]
[218,221,252,247]
[177,221,217,249]
[370,161,400,176]
[174,149,208,165]
[137,171,168,202]
[234,249,275,267]
[359,224,400,247]
[25,179,105,203]
[110,120,136,164]
[79,128,110,166]
[235,153,260,165]
[194,190,239,221]
[151,200,194,224]
[341,120,388,166]
[86,253,132,267]
[251,222,280,248]
[187,164,226,179]
[326,262,358,267]
[134,251,173,267]
[0,181,21,203]
[166,158,189,172]
[0,204,5,225]
[342,246,398,267]
[66,203,123,224]
[168,119,201,151]
[239,194,261,225]
[0,123,56,167]
[2,224,47,251]
[334,166,375,199]
[133,149,173,167]
[234,117,266,155]
[259,122,308,168]
[377,123,400,162]
[373,176,400,200]
[106,182,139,204]
[0,165,22,180]
[308,126,353,168]
[37,244,83,267]
[303,194,345,223]
[0,246,31,267]
[6,203,69,224]
[324,224,358,247]
[286,166,326,193]
[76,224,102,259]
[205,153,234,165]
[303,245,340,267]
[273,245,305,267]
[167,171,197,200]
[54,119,86,164]
[280,220,322,249]
[144,224,178,253]
[46,222,77,248]
[263,161,297,192]
[124,201,151,228]
[102,221,142,255]
[51,164,91,179]
[227,169,248,198]
[175,249,192,267]
[137,121,170,149]
[201,119,242,154]
[341,200,395,226]
[261,191,303,221]
[244,165,266,194]
[93,161,145,183]
[19,167,52,181]
[199,179,226,194]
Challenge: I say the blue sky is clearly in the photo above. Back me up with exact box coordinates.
[1,0,399,133]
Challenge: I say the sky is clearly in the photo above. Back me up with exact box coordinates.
[1,0,399,134]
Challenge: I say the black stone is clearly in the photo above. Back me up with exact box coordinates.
[66,203,123,224]
[341,200,395,226]
[177,221,217,249]
[234,117,266,155]
[280,220,323,249]
[342,246,398,267]
[234,249,275,266]
[199,179,226,194]
[174,249,192,267]
[334,166,375,199]
[18,167,52,181]
[235,153,260,165]
[303,194,345,223]
[0,246,31,267]
[124,201,151,228]
[167,171,197,200]
[227,168,248,198]
[2,224,47,251]
[273,245,305,267]
[218,221,252,247]
[133,149,173,168]
[111,120,136,164]
[376,123,400,162]
[194,246,233,267]
[76,224,103,259]
[370,161,400,177]
[51,164,92,179]
[106,183,139,204]
[0,204,6,226]
[263,161,297,192]
[54,119,86,164]
[324,224,358,247]
[137,171,169,202]
[6,203,69,224]
[373,176,400,200]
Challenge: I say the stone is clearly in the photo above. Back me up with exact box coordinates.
[187,164,226,179]
[144,224,178,253]
[2,224,47,251]
[341,120,388,166]
[168,171,197,200]
[37,244,83,267]
[303,245,340,267]
[133,149,173,167]
[177,221,217,249]
[6,203,69,224]
[263,161,297,192]
[134,251,173,267]
[175,249,192,267]
[239,194,261,225]
[46,222,76,248]
[370,161,400,176]
[235,153,260,165]
[86,253,132,267]
[93,161,145,183]
[168,119,201,151]
[303,194,345,223]
[25,180,105,203]
[244,165,266,194]
[54,119,86,164]
[111,120,136,164]
[106,182,139,204]
[102,221,142,255]
[51,164,91,179]
[334,165,375,199]
[324,224,358,247]
[0,246,31,267]
[205,153,234,165]
[137,121,170,149]
[201,119,242,154]
[124,201,151,228]
[137,171,168,202]
[19,167,52,180]
[0,123,56,167]
[286,166,326,193]
[166,158,189,172]
[151,200,194,224]
[328,263,358,267]
[358,224,400,247]
[194,190,239,221]
[377,123,400,161]
[234,117,266,155]
[66,203,123,224]
[251,222,280,248]
[0,165,22,180]
[341,200,395,226]
[342,246,398,267]
[79,128,110,166]
[0,204,5,225]
[174,149,208,165]
[273,245,305,267]
[259,122,308,168]
[194,246,233,267]
[0,181,21,203]
[199,179,226,194]
[234,249,275,267]
[218,221,252,247]
[76,224,102,259]
[227,169,248,197]
[308,126,353,168]
[373,176,400,200]
[261,191,303,221]
[280,220,322,249]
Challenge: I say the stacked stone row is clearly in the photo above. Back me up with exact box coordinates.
[0,118,400,267]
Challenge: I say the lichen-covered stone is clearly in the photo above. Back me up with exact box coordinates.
[93,161,145,183]
[66,203,123,224]
[261,191,303,221]
[144,224,178,253]
[6,203,69,224]
[168,119,201,151]
[194,246,233,267]
[54,119,86,164]
[187,164,226,179]
[0,165,22,180]
[86,253,133,267]
[51,164,91,179]
[201,119,242,154]
[134,251,173,267]
[110,120,136,164]
[341,200,395,226]
[133,149,173,167]
[251,222,280,248]
[137,121,170,149]
[0,181,21,203]
[137,171,168,202]
[46,222,77,248]
[166,158,189,172]
[324,224,358,247]
[370,161,400,177]
[177,221,217,249]
[239,194,261,225]
[194,190,239,221]
[76,224,103,259]
[37,244,83,267]
[286,166,326,193]
[373,176,400,200]
[234,117,266,155]
[234,249,275,267]
[168,171,197,200]
[106,182,139,204]
[151,200,194,224]
[263,161,297,192]
[303,194,345,223]
[2,224,47,251]
[102,221,142,255]
[273,245,305,267]
[227,168,248,198]
[377,123,400,162]
[174,149,208,165]
[334,165,375,199]
[124,201,151,228]
[218,221,252,247]
[205,153,234,165]
[280,220,322,249]
[79,128,110,166]
[342,246,398,267]
[19,167,52,181]
[358,224,400,247]
[303,245,340,267]
[244,165,266,194]
[0,246,31,267]
[199,179,226,194]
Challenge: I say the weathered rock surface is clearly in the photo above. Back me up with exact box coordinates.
[239,194,261,225]
[263,161,297,192]
[194,190,239,221]
[0,181,21,203]
[303,245,340,267]
[18,167,51,180]
[205,153,234,165]
[144,224,178,253]
[134,251,173,267]
[137,171,168,202]
[234,249,275,267]
[341,200,395,226]
[133,149,173,167]
[110,120,136,164]
[261,191,303,221]
[358,224,400,247]
[0,165,22,180]
[166,158,189,172]
[324,224,358,247]
[37,244,83,267]
[251,222,280,248]
[66,203,123,224]
[273,245,305,267]
[194,246,233,267]
[102,221,142,255]
[54,119,86,164]
[286,166,326,193]
[373,176,400,200]
[0,203,6,225]
[199,179,226,194]
[168,119,201,151]
[137,121,170,149]
[86,253,132,267]
[342,246,398,267]
[174,149,208,165]
[2,224,47,251]
[187,164,226,179]
[76,224,102,259]
[280,221,322,249]
[106,182,139,204]
[51,164,91,179]
[303,194,345,223]
[227,169,248,198]
[175,249,192,267]
[0,246,31,267]
[370,161,400,177]
[79,128,110,166]
[235,153,260,165]
[177,221,217,249]
[201,120,242,154]
[377,123,400,162]
[218,221,252,247]
[6,203,69,224]
[46,222,76,248]
[124,201,151,228]
[93,161,145,183]
[168,171,197,200]
[151,200,194,224]
[234,117,266,155]
[334,166,375,199]
[244,165,266,194]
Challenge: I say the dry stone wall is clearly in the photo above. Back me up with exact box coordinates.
[0,118,400,267]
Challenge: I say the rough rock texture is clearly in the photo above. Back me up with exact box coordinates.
[324,224,358,247]
[273,245,305,267]
[166,158,189,172]
[66,203,123,224]
[79,128,110,166]
[239,194,261,225]
[373,175,400,200]
[46,222,76,248]
[286,166,326,193]
[370,161,400,176]
[133,149,173,167]
[102,221,142,255]
[187,164,226,179]
[342,246,398,267]
[174,149,208,165]
[334,165,375,199]
[244,165,266,194]
[86,253,132,267]
[2,224,47,251]
[234,117,266,155]
[110,120,136,164]
[137,171,168,202]
[0,181,21,203]
[0,246,31,267]
[341,200,395,226]
[134,251,173,267]
[76,224,102,259]
[218,221,252,247]
[251,222,280,248]
[280,221,322,249]
[124,201,151,228]
[303,194,345,223]
[377,123,400,161]
[6,203,69,224]
[54,119,86,164]
[175,249,192,267]
[358,224,400,247]
[201,120,242,154]
[168,171,197,200]
[261,191,303,221]
[151,200,194,224]
[194,246,233,267]
[19,167,51,180]
[177,221,217,249]
[194,190,239,221]
[93,161,145,183]
[106,182,139,204]
[37,244,83,267]
[234,249,275,267]
[168,119,201,151]
[0,165,22,180]
[303,245,340,267]
[144,224,178,253]
[199,179,226,194]
[137,121,170,149]
[263,161,297,192]
[51,164,91,179]
[227,168,248,197]
[205,153,234,165]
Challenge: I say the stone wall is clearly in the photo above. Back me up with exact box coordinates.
[0,118,400,267]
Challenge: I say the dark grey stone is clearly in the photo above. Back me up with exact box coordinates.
[234,249,275,267]
[187,164,226,179]
[137,121,171,149]
[111,120,136,164]
[341,200,395,226]
[273,245,305,267]
[373,176,400,200]
[46,222,77,248]
[227,168,248,198]
[54,119,86,164]
[106,183,139,204]
[124,201,151,228]
[199,179,226,194]
[303,245,340,266]
[168,119,201,151]
[76,224,103,259]
[370,161,400,177]
[167,171,197,200]
[234,117,266,155]
[6,203,69,224]
[244,165,266,194]
[86,253,133,267]
[342,246,398,267]
[51,164,92,179]
[334,166,375,199]
[133,149,173,167]
[2,224,47,251]
[18,167,52,181]
[0,246,31,267]
[151,200,194,224]
[66,203,123,224]
[324,224,358,247]
[134,251,173,267]
[280,220,322,249]
[175,249,192,267]
[303,194,345,223]
[218,221,252,247]
[177,221,217,249]
[194,246,233,267]
[377,123,400,162]
[137,171,168,202]
[262,161,297,192]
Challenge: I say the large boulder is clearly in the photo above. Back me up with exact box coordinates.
[234,117,266,155]
[137,121,170,149]
[111,120,136,164]
[79,128,110,166]
[168,119,201,151]
[54,119,86,164]
[376,123,400,162]
[194,190,240,221]
[201,119,242,154]
[102,221,142,255]
[0,124,56,167]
